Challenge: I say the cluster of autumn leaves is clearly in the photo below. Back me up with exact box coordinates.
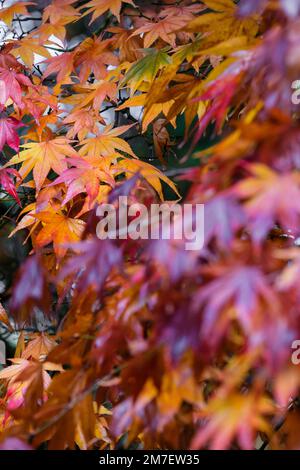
[0,0,300,450]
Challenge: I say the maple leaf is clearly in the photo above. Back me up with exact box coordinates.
[7,137,76,193]
[130,15,190,48]
[21,83,58,123]
[160,4,206,21]
[49,156,115,206]
[34,210,85,259]
[31,14,76,43]
[187,0,259,44]
[146,236,197,283]
[0,67,32,108]
[192,73,242,142]
[108,26,143,62]
[9,183,68,240]
[78,125,137,159]
[0,2,34,26]
[81,0,136,23]
[63,108,102,140]
[121,49,172,95]
[0,168,21,205]
[0,115,23,152]
[8,202,38,241]
[43,52,75,85]
[233,164,300,242]
[191,390,273,450]
[0,45,22,71]
[1,0,299,451]
[42,0,80,25]
[74,37,119,83]
[156,367,201,427]
[74,81,117,112]
[118,157,180,200]
[140,59,184,124]
[22,334,56,361]
[196,262,280,344]
[118,89,175,132]
[11,38,51,68]
[0,358,62,414]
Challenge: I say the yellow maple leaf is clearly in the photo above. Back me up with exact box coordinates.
[78,125,137,159]
[191,391,273,450]
[187,0,259,44]
[11,38,51,68]
[119,158,180,200]
[7,137,76,192]
[0,2,33,26]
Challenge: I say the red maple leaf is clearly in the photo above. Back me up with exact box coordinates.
[192,74,241,142]
[0,167,21,204]
[0,68,31,107]
[0,115,23,152]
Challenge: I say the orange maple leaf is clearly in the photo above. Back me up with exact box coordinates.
[42,0,80,25]
[0,2,34,26]
[81,0,136,23]
[130,15,190,48]
[43,52,75,85]
[73,81,117,111]
[34,210,85,259]
[22,334,57,361]
[74,37,119,82]
[63,108,103,140]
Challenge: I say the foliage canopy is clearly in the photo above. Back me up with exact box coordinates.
[0,0,299,451]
